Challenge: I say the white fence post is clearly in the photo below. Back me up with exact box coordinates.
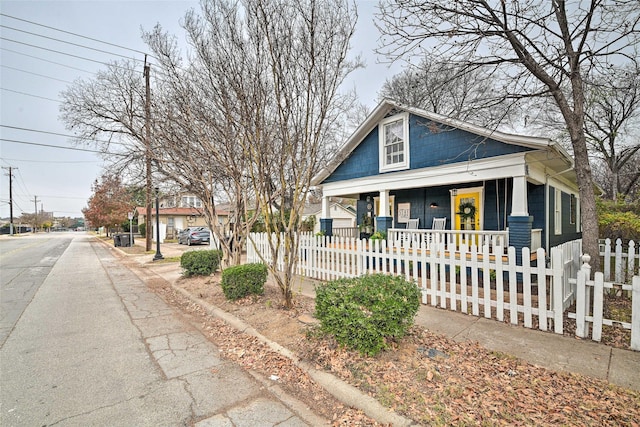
[575,269,587,338]
[551,247,564,334]
[591,272,604,342]
[632,276,640,351]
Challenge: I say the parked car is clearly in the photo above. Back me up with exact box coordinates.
[178,227,211,246]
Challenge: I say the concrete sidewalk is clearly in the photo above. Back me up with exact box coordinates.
[2,234,327,427]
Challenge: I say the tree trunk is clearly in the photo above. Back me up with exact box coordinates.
[568,125,601,272]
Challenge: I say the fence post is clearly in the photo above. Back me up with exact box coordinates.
[581,254,592,337]
[592,272,604,342]
[551,247,564,334]
[631,276,640,351]
[575,269,587,338]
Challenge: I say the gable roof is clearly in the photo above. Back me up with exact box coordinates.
[313,98,572,185]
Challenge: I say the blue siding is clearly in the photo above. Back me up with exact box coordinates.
[323,113,532,184]
[391,187,453,229]
[548,187,582,247]
[483,179,511,231]
[408,115,530,169]
[324,127,379,182]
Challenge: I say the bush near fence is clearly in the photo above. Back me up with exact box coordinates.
[220,263,267,301]
[181,250,222,277]
[315,274,421,356]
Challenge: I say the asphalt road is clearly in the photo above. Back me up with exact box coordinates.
[0,234,73,346]
[0,233,318,426]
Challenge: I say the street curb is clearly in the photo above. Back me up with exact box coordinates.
[171,284,416,427]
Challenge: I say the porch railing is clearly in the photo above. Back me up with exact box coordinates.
[333,227,358,238]
[387,228,509,251]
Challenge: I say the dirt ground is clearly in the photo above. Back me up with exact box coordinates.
[155,270,639,426]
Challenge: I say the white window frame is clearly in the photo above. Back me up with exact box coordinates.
[554,189,562,235]
[379,113,410,173]
[181,196,202,208]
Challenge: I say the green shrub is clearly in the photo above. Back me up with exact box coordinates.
[180,250,222,277]
[220,263,268,301]
[138,223,146,237]
[315,274,420,356]
[599,211,640,244]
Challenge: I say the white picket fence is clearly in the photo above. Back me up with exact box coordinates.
[248,233,640,349]
[568,259,640,350]
[600,238,639,284]
[248,232,567,334]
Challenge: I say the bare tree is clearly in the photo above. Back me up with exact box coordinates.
[376,0,640,267]
[527,64,640,200]
[59,60,153,248]
[584,65,640,200]
[59,60,147,178]
[142,20,260,267]
[379,59,519,129]
[243,0,361,308]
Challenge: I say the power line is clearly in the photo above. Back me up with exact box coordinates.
[0,37,143,73]
[0,125,130,146]
[1,47,95,74]
[1,64,73,83]
[0,24,146,62]
[0,13,153,59]
[0,138,127,156]
[1,88,61,103]
[0,157,100,164]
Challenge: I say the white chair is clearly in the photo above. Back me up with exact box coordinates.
[406,218,419,229]
[432,217,446,230]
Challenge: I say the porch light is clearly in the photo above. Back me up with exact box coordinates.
[430,202,438,208]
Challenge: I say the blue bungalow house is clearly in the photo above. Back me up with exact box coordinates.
[311,99,581,254]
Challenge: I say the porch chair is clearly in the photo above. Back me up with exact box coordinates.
[406,218,419,229]
[432,217,447,230]
[430,217,447,246]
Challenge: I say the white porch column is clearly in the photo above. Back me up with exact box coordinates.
[511,175,529,217]
[321,196,331,219]
[379,189,390,217]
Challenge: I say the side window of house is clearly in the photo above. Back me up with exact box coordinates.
[181,196,202,208]
[379,113,409,172]
[569,194,576,225]
[554,189,562,235]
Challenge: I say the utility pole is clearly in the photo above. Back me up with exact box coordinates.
[144,55,152,252]
[2,166,16,235]
[32,195,39,233]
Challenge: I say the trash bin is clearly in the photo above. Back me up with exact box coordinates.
[119,234,131,247]
[113,234,122,247]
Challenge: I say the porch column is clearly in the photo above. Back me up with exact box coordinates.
[376,189,393,235]
[320,196,333,236]
[509,175,532,263]
[511,175,529,216]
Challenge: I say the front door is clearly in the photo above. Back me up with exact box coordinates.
[453,190,482,230]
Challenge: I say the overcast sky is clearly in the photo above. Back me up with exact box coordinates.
[0,0,401,219]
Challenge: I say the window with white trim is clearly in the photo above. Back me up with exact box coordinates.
[181,196,202,208]
[569,194,577,225]
[379,113,409,172]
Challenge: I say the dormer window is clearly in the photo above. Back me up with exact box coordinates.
[379,113,409,172]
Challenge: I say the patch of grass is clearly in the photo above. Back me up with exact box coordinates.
[154,256,181,263]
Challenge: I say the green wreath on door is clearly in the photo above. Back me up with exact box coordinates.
[456,202,476,221]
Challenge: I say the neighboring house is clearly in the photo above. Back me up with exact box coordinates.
[311,99,582,253]
[302,202,356,235]
[136,195,229,240]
